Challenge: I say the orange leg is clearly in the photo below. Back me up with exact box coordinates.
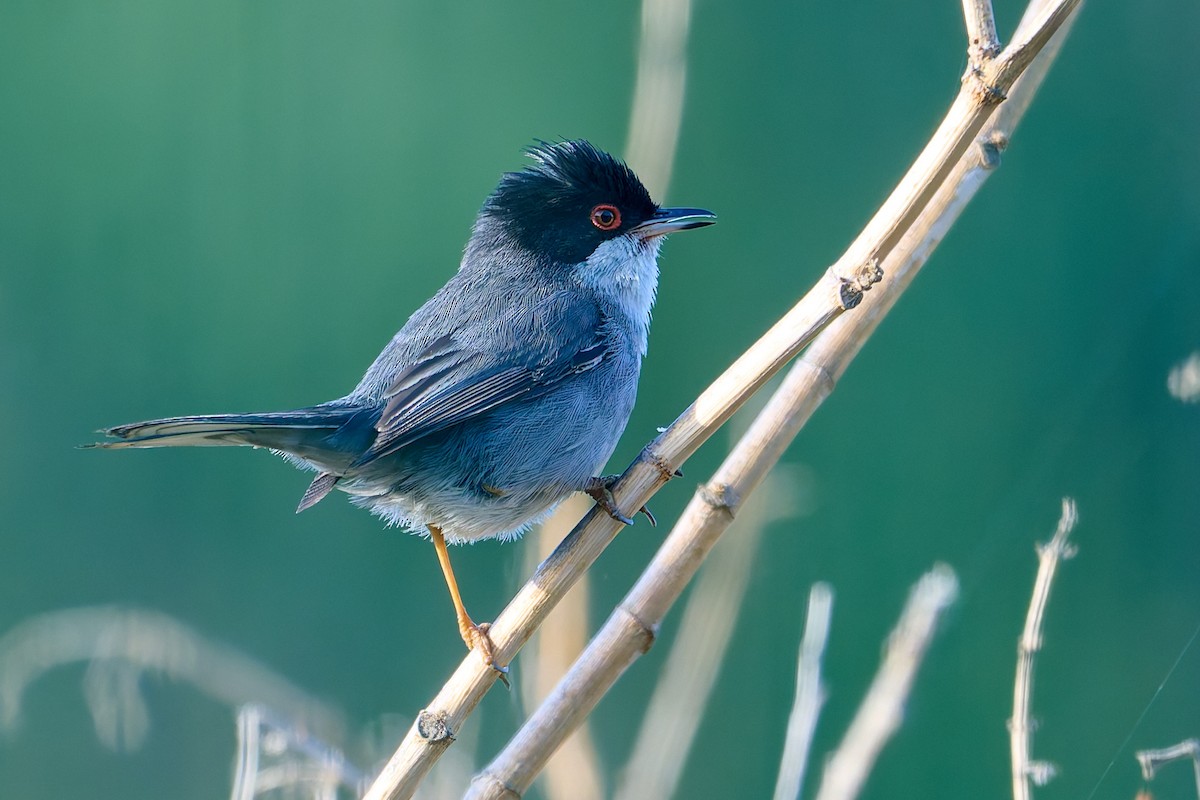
[428,524,503,672]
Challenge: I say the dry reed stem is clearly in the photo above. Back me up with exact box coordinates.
[0,607,345,745]
[1011,498,1079,799]
[518,496,603,800]
[773,583,835,800]
[613,467,795,800]
[362,0,1081,796]
[963,0,1002,62]
[458,0,1080,795]
[365,268,857,800]
[813,566,959,800]
[516,3,695,792]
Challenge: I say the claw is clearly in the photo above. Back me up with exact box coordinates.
[463,622,510,687]
[583,476,636,525]
[608,505,636,526]
[583,476,657,527]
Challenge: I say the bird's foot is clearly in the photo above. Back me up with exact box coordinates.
[460,621,510,687]
[583,475,657,527]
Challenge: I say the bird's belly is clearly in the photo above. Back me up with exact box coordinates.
[347,483,567,544]
[341,375,638,543]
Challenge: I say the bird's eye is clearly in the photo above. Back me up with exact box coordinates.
[590,204,621,231]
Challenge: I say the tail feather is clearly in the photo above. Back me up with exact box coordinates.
[296,472,340,513]
[88,407,364,472]
[98,412,336,445]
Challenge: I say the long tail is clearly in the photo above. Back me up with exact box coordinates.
[87,406,366,472]
[88,406,375,512]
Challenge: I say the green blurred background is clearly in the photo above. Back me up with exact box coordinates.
[2,1,1198,798]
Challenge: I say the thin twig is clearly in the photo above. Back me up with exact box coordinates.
[362,0,1081,795]
[514,2,696,791]
[1136,738,1200,796]
[518,496,603,800]
[988,0,1081,87]
[232,706,260,800]
[773,583,835,800]
[813,566,959,800]
[962,0,1001,63]
[365,267,858,800]
[613,466,795,800]
[455,0,1080,795]
[1011,498,1079,800]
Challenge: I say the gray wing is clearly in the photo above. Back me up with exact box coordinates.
[353,292,610,467]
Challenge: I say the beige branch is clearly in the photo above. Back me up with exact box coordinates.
[361,0,1082,795]
[990,0,1081,87]
[814,566,959,800]
[962,0,1001,63]
[364,256,860,800]
[518,496,603,800]
[515,4,697,794]
[460,332,853,800]
[613,466,796,800]
[1011,498,1079,800]
[773,583,835,800]
[455,0,1080,796]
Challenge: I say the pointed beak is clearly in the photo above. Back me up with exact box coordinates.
[632,207,717,239]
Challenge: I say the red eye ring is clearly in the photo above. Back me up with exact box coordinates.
[590,204,621,231]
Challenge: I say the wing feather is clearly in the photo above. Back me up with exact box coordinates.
[353,293,611,466]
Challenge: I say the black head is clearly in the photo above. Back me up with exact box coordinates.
[480,140,659,265]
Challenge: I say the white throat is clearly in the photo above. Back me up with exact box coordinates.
[576,235,662,355]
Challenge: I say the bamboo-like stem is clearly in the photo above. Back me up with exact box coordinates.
[519,497,603,800]
[458,1,1079,796]
[516,2,696,792]
[813,566,959,800]
[773,583,835,800]
[1011,498,1078,800]
[613,466,791,800]
[834,0,1076,287]
[963,0,1001,62]
[362,0,1081,795]
[464,341,847,800]
[364,270,857,800]
[989,0,1081,86]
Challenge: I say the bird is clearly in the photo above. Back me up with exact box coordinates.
[90,140,716,670]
